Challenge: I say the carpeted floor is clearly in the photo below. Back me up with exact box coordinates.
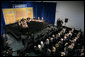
[7,34,24,56]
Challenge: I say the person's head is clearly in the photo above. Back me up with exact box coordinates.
[64,35,67,39]
[46,38,49,41]
[38,44,42,51]
[38,17,40,20]
[61,38,63,41]
[34,45,37,48]
[58,33,61,37]
[55,43,59,48]
[50,37,53,41]
[71,43,75,47]
[72,27,75,32]
[38,44,41,48]
[64,42,68,46]
[33,17,36,20]
[41,17,44,20]
[52,34,55,38]
[66,33,69,37]
[46,38,49,44]
[21,18,24,22]
[77,32,81,36]
[40,41,43,45]
[47,49,51,52]
[63,28,66,32]
[52,46,56,53]
[27,17,30,20]
[61,52,65,56]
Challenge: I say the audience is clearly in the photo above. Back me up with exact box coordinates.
[32,27,83,56]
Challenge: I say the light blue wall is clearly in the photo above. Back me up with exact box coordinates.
[55,1,84,33]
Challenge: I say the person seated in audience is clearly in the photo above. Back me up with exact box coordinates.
[71,27,75,33]
[49,37,54,46]
[81,46,84,53]
[46,48,51,56]
[45,38,50,45]
[64,42,68,47]
[64,35,67,40]
[66,33,70,37]
[52,34,58,44]
[45,38,50,48]
[55,43,59,48]
[55,34,61,43]
[51,46,56,56]
[38,44,42,52]
[58,33,61,37]
[77,32,81,37]
[52,34,55,38]
[81,53,84,56]
[67,43,75,56]
[68,43,75,49]
[40,41,44,48]
[34,45,38,52]
[60,38,64,42]
[50,37,54,42]
[62,27,66,33]
[71,36,78,43]
[61,52,66,56]
[68,31,72,37]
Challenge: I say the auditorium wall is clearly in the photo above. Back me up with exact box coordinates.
[55,1,84,33]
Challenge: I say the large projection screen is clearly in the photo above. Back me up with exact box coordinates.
[14,8,27,21]
[2,7,33,24]
[2,9,15,24]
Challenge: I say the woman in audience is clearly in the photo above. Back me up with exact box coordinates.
[61,52,66,56]
[51,46,56,56]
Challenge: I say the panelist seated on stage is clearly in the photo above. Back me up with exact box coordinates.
[38,17,40,20]
[35,17,45,22]
[26,17,45,22]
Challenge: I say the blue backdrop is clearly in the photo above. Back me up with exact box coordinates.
[1,1,56,35]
